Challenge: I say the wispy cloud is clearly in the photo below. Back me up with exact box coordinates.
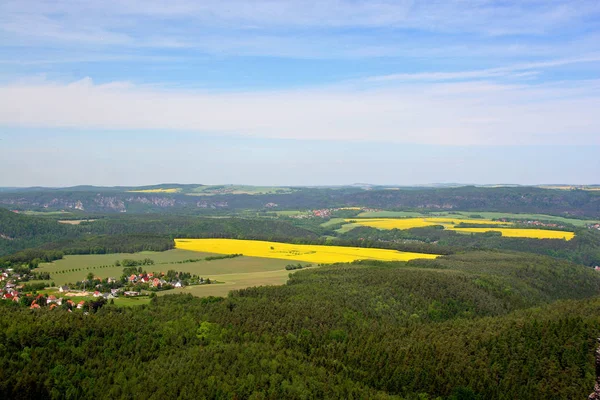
[1,75,599,146]
[366,55,600,82]
[2,0,600,56]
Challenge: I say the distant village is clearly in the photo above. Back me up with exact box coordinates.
[1,259,213,311]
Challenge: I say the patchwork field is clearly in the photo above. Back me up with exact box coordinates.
[175,238,440,263]
[36,249,300,287]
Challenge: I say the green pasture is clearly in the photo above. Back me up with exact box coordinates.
[161,267,311,298]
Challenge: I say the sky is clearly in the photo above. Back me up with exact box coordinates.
[1,0,599,186]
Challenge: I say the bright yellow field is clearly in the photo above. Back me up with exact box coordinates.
[347,217,505,230]
[451,228,575,240]
[128,188,180,193]
[175,238,440,264]
[346,218,574,240]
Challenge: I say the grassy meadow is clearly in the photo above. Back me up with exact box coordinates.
[160,269,301,297]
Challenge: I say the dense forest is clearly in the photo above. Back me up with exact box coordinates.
[0,209,318,258]
[1,185,600,218]
[2,252,600,399]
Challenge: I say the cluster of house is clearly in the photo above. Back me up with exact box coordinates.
[589,223,600,231]
[1,270,22,283]
[29,295,87,310]
[2,270,22,303]
[127,272,183,288]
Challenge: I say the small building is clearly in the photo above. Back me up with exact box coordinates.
[77,301,85,309]
[124,291,140,297]
[93,291,101,297]
[59,285,70,293]
[174,281,183,288]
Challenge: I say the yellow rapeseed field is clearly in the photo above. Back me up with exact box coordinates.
[450,228,575,240]
[175,238,440,264]
[346,218,575,240]
[128,188,180,193]
[347,217,505,230]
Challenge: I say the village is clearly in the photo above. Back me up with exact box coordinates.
[1,265,213,311]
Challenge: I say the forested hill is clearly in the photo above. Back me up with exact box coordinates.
[0,210,319,257]
[0,208,78,255]
[2,252,600,399]
[1,185,599,218]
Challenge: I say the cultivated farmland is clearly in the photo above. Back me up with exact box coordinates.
[175,238,440,263]
[344,216,576,240]
[35,249,301,286]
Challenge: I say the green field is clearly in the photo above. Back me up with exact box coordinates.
[36,249,310,295]
[160,268,305,297]
[356,210,598,226]
[275,210,307,216]
[20,210,73,216]
[319,217,345,227]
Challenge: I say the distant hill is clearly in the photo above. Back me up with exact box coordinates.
[0,185,599,218]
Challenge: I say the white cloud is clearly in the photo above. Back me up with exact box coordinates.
[366,55,600,82]
[1,76,599,146]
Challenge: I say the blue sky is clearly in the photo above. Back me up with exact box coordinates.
[1,0,599,186]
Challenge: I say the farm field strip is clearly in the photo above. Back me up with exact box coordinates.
[347,217,505,230]
[355,210,598,226]
[175,238,440,263]
[451,227,574,240]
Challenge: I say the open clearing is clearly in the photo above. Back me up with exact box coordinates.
[175,238,440,263]
[58,219,96,225]
[36,249,308,293]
